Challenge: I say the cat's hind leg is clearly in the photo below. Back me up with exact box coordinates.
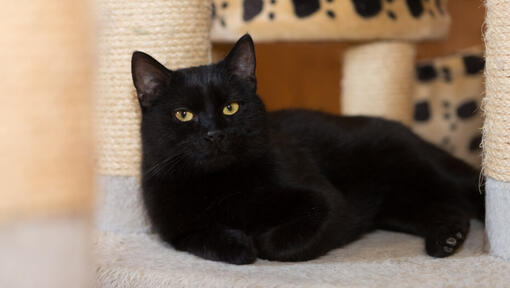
[423,204,470,258]
[377,186,472,258]
[379,202,471,257]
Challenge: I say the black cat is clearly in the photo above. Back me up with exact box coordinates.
[131,34,484,265]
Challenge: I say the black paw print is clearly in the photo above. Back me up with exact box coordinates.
[213,1,230,27]
[243,0,263,21]
[292,0,337,20]
[350,0,402,21]
[242,0,276,22]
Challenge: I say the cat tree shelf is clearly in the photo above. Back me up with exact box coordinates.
[211,0,450,42]
[95,221,510,287]
[212,0,452,126]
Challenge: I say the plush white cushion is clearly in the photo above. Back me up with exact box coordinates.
[95,221,510,287]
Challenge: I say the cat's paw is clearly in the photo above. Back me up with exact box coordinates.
[425,221,469,258]
[173,228,257,265]
[212,229,257,265]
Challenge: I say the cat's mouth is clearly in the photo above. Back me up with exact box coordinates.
[201,152,237,170]
[202,142,229,158]
[196,139,238,168]
[207,141,226,154]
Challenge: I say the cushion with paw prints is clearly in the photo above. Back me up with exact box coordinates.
[412,49,484,168]
[211,0,450,42]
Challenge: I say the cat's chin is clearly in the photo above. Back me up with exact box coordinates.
[197,153,238,171]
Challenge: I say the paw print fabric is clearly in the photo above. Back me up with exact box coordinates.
[211,0,450,41]
[412,49,484,167]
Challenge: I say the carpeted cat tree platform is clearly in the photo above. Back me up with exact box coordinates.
[1,1,94,287]
[94,1,510,287]
[97,221,510,287]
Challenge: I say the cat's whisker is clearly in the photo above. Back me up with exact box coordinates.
[144,153,186,179]
[158,155,186,177]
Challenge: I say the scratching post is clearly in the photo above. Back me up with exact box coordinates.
[483,0,510,261]
[0,0,94,287]
[94,0,212,233]
[341,42,416,125]
[94,0,212,285]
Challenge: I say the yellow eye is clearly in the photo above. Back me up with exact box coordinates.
[223,102,239,116]
[175,110,194,122]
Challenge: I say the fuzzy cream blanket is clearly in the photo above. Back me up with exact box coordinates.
[95,221,510,287]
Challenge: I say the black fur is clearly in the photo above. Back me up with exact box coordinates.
[131,34,484,265]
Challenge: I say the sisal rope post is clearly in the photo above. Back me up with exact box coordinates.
[0,0,94,286]
[341,42,416,126]
[483,0,510,261]
[94,0,212,233]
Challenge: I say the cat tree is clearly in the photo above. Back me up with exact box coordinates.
[0,0,94,287]
[483,0,510,260]
[95,1,510,287]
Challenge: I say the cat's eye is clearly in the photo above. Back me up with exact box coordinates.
[175,110,194,122]
[223,102,240,116]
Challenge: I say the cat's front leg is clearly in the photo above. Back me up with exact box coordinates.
[171,225,256,265]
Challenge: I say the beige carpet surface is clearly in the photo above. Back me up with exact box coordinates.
[95,221,510,287]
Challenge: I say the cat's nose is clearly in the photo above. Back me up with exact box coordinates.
[204,130,225,143]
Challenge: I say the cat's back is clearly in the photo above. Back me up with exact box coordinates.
[265,109,427,176]
[266,109,407,147]
[266,109,477,189]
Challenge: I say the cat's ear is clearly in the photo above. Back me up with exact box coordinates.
[224,34,256,81]
[131,51,172,107]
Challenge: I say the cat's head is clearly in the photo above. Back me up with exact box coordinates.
[132,34,267,175]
